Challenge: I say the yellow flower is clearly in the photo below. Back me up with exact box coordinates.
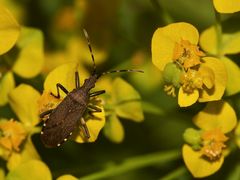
[4,84,42,170]
[200,26,240,96]
[152,22,227,107]
[213,0,240,13]
[0,120,26,153]
[183,101,237,178]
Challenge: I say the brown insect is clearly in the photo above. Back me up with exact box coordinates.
[39,30,143,148]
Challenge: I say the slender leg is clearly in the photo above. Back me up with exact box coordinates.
[80,118,90,138]
[75,71,80,89]
[88,104,102,112]
[51,83,69,99]
[39,109,54,118]
[87,105,102,120]
[89,90,105,97]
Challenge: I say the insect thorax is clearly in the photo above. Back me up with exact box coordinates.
[82,74,98,91]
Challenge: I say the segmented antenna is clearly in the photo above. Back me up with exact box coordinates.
[83,29,97,74]
[98,69,144,78]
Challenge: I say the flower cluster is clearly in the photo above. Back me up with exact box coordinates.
[151,0,240,178]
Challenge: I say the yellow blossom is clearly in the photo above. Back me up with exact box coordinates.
[213,0,240,13]
[0,120,26,153]
[152,22,227,107]
[183,101,237,178]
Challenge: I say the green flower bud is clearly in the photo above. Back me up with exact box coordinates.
[163,62,182,88]
[183,128,202,150]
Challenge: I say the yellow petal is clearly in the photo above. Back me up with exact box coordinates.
[222,57,240,96]
[200,26,240,55]
[152,22,199,71]
[213,0,240,13]
[72,106,105,143]
[43,51,68,74]
[0,5,20,55]
[200,26,218,55]
[0,72,15,106]
[198,57,227,102]
[198,66,215,89]
[104,114,124,143]
[113,78,144,122]
[193,101,237,133]
[6,160,52,180]
[38,90,63,115]
[8,84,41,127]
[178,87,199,107]
[220,32,240,54]
[67,36,107,65]
[182,144,224,178]
[7,138,40,171]
[44,62,88,98]
[13,27,44,78]
[57,175,78,180]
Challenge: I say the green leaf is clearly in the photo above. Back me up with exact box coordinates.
[0,72,15,106]
[222,57,240,96]
[13,27,44,78]
[227,163,240,180]
[112,78,144,122]
[8,84,40,127]
[0,5,20,55]
[104,114,124,143]
[6,160,52,180]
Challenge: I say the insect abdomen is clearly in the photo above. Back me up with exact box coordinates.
[40,95,87,147]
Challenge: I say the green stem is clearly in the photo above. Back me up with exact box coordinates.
[150,0,174,24]
[79,150,180,180]
[161,166,187,180]
[214,9,222,56]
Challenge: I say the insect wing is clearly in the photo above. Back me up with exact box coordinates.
[41,97,85,147]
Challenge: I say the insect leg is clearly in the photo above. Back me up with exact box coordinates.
[75,71,80,89]
[39,109,54,118]
[89,90,105,97]
[87,105,102,120]
[80,118,90,138]
[88,104,102,112]
[51,83,69,99]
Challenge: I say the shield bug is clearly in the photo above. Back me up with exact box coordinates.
[39,29,143,148]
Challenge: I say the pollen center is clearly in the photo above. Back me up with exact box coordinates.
[201,128,228,161]
[173,39,205,70]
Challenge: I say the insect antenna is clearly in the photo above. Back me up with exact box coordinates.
[98,69,144,79]
[83,29,97,75]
